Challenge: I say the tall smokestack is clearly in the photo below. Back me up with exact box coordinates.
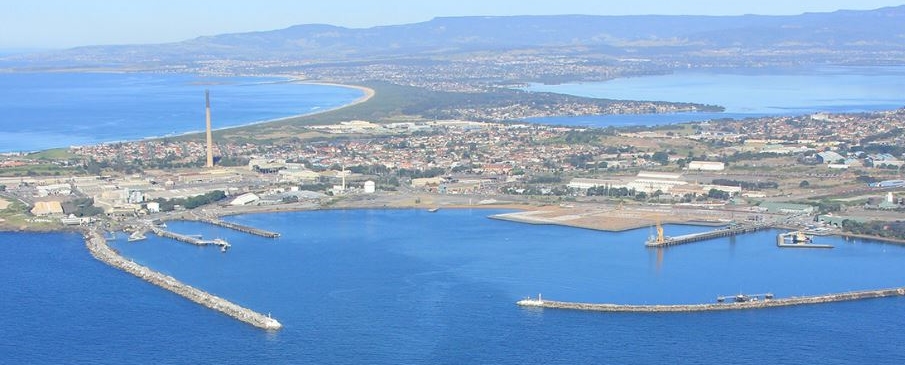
[205,90,214,168]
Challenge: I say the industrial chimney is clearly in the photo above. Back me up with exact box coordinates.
[205,90,214,168]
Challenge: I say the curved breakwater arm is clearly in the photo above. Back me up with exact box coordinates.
[84,229,282,331]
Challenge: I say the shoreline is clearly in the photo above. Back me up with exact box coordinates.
[6,197,905,244]
[5,194,905,245]
[139,79,375,142]
[4,76,376,154]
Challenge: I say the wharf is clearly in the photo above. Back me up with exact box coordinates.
[645,223,769,248]
[150,226,231,250]
[517,287,905,312]
[776,231,834,249]
[198,218,280,238]
[777,242,834,249]
[84,229,281,330]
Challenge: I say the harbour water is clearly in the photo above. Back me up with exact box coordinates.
[0,72,364,152]
[2,209,905,364]
[524,66,905,127]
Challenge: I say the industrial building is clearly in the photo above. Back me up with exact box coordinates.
[411,177,443,188]
[627,171,688,194]
[364,180,376,193]
[816,151,845,164]
[30,201,64,216]
[230,193,260,206]
[567,178,620,190]
[687,161,725,171]
[758,202,816,214]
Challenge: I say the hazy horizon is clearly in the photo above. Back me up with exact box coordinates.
[2,0,904,49]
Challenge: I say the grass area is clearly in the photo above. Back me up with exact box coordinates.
[0,195,66,231]
[28,148,76,160]
[0,164,82,177]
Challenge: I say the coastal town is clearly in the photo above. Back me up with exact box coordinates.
[1,91,903,241]
[4,4,905,363]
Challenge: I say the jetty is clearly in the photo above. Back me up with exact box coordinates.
[197,217,280,238]
[150,226,231,250]
[517,287,905,312]
[84,229,282,330]
[645,222,769,248]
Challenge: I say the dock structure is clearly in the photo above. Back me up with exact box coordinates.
[150,226,231,250]
[776,231,834,249]
[517,287,905,313]
[84,229,282,330]
[645,222,769,248]
[198,217,280,238]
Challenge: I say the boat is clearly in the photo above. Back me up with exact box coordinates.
[127,231,146,242]
[717,292,774,303]
[734,294,754,303]
[792,231,811,243]
[427,207,439,213]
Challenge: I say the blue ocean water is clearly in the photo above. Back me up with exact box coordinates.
[3,209,905,364]
[525,66,905,127]
[0,73,363,152]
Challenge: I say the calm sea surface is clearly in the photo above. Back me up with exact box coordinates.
[3,209,905,364]
[525,66,905,127]
[0,72,363,152]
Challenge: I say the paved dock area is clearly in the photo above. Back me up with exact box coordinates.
[489,205,737,232]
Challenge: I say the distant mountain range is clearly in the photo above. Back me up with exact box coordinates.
[5,6,905,69]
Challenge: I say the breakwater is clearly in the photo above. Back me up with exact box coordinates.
[84,229,282,330]
[517,287,905,312]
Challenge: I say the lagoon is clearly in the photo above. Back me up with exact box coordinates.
[3,209,905,364]
[524,66,905,128]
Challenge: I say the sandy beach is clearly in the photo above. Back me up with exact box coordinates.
[203,80,376,134]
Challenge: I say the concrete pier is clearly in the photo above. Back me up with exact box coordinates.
[198,218,280,238]
[84,229,281,330]
[517,287,905,312]
[150,227,231,250]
